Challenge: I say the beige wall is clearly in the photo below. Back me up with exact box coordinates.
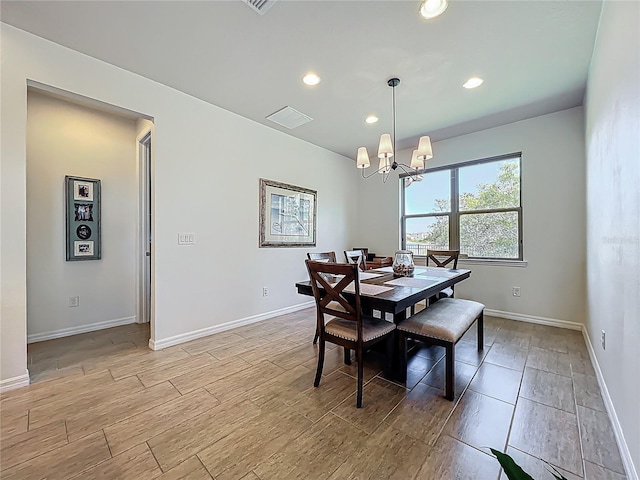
[585,0,640,475]
[26,91,139,341]
[356,107,587,325]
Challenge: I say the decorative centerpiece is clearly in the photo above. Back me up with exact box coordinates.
[392,250,415,277]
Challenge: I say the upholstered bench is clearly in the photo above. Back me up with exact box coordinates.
[397,298,484,400]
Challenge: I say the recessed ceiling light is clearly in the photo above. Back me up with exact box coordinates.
[419,0,448,19]
[463,77,484,89]
[365,115,379,124]
[302,73,321,86]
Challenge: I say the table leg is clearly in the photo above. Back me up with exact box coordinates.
[382,309,408,382]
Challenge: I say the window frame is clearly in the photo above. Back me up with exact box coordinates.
[400,152,523,261]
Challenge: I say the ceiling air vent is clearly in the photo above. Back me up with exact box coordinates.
[242,0,277,15]
[266,106,313,129]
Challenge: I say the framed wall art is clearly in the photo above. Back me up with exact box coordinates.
[259,178,317,248]
[65,175,101,261]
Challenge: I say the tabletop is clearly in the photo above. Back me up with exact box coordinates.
[296,266,471,322]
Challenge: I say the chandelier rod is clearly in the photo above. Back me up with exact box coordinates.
[391,77,398,171]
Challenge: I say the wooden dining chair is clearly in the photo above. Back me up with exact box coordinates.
[344,249,367,271]
[307,251,337,263]
[410,249,461,316]
[306,252,337,343]
[305,260,396,408]
[426,249,460,299]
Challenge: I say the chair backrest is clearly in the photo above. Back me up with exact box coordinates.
[305,260,362,339]
[306,251,337,262]
[426,249,460,269]
[344,249,367,271]
[352,247,370,260]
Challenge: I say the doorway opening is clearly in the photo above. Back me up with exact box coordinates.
[25,83,155,383]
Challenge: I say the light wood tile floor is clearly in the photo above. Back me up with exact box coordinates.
[0,311,627,479]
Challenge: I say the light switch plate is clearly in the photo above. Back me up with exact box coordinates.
[178,233,195,245]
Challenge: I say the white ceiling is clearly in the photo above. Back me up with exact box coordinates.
[1,0,603,161]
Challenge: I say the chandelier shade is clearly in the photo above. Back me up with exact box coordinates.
[377,133,394,159]
[357,78,433,183]
[356,147,370,169]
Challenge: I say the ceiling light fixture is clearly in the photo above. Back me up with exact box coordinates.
[463,77,484,89]
[365,115,379,124]
[419,0,448,19]
[302,73,321,86]
[356,78,433,183]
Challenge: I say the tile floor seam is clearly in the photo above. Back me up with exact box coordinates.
[571,374,589,479]
[487,339,524,466]
[146,440,164,473]
[194,453,215,479]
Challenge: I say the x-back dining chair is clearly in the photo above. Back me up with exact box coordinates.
[410,249,461,316]
[307,251,337,263]
[344,249,367,271]
[427,249,460,299]
[306,251,338,343]
[305,260,396,408]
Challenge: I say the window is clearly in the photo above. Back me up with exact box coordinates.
[401,153,522,260]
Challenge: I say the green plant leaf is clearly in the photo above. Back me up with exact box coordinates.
[490,448,536,480]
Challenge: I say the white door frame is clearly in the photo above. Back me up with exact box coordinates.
[137,131,153,328]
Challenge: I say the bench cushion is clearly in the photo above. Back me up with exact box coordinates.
[397,298,484,343]
[326,316,396,342]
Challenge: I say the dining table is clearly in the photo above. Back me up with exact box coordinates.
[295,265,472,380]
[295,265,471,324]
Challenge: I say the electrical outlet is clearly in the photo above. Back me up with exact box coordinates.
[601,330,606,350]
[262,287,269,297]
[512,286,521,297]
[69,296,79,307]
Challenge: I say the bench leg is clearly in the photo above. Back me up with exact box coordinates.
[445,343,455,401]
[477,311,484,351]
[397,331,407,383]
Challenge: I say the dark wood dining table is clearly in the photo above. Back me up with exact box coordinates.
[295,265,471,324]
[295,265,472,380]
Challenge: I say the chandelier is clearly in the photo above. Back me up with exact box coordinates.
[356,78,433,183]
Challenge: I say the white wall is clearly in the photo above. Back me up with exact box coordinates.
[357,107,587,325]
[26,91,138,341]
[1,24,357,385]
[584,0,640,475]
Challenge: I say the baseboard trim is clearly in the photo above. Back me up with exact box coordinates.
[484,308,583,331]
[0,372,30,393]
[582,329,638,480]
[149,301,315,350]
[27,316,137,344]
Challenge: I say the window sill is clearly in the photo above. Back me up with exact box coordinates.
[459,258,527,268]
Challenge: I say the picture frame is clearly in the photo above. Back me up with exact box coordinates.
[65,175,101,260]
[259,178,317,248]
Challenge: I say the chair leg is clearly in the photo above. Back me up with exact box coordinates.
[314,338,325,387]
[356,347,364,408]
[445,343,455,401]
[477,311,484,351]
[344,347,351,365]
[313,327,319,345]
